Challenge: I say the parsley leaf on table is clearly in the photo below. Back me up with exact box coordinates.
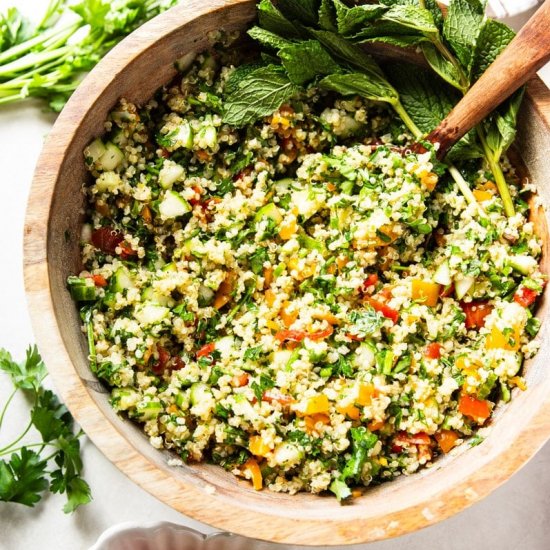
[0,346,91,512]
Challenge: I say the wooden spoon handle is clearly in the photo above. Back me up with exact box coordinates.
[427,0,550,158]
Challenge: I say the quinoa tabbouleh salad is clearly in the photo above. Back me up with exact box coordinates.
[68,0,545,501]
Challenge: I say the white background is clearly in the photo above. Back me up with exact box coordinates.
[0,1,550,549]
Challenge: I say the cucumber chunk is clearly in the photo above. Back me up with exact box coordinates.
[159,161,184,189]
[84,138,106,164]
[97,142,124,171]
[158,190,192,220]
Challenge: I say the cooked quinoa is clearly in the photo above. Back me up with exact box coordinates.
[69,46,544,500]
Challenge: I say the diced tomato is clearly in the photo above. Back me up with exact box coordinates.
[366,297,399,324]
[91,227,136,258]
[394,431,431,447]
[274,329,307,343]
[458,394,491,421]
[362,274,379,293]
[172,356,185,371]
[231,373,249,387]
[514,286,539,308]
[461,300,493,329]
[196,342,216,358]
[86,274,108,287]
[345,333,364,342]
[424,342,442,359]
[262,389,295,406]
[151,345,170,375]
[91,227,124,255]
[308,326,334,341]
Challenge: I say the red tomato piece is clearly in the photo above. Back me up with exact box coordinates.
[458,394,491,421]
[424,342,442,359]
[196,342,216,358]
[91,227,124,255]
[274,329,307,343]
[366,297,399,324]
[308,326,334,341]
[151,345,170,375]
[513,286,538,308]
[91,274,108,287]
[362,274,379,293]
[461,301,493,329]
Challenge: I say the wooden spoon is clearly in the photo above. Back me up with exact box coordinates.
[426,0,550,159]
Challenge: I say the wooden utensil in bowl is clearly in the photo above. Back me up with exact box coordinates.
[23,0,550,545]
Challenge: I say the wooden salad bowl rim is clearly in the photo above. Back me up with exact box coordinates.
[23,0,550,545]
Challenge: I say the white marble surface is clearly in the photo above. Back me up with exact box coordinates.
[1,2,550,549]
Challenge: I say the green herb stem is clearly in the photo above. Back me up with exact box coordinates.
[0,418,33,455]
[0,22,78,66]
[477,127,516,217]
[431,36,469,93]
[0,387,18,430]
[0,442,48,457]
[392,99,422,139]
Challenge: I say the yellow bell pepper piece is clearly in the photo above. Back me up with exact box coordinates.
[249,436,271,458]
[485,325,521,351]
[242,458,263,490]
[411,280,440,307]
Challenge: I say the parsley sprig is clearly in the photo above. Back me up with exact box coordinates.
[0,0,178,111]
[0,346,91,512]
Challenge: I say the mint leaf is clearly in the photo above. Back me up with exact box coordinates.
[333,0,387,36]
[381,4,438,36]
[279,40,341,84]
[319,0,337,31]
[386,63,482,161]
[319,72,398,104]
[0,449,49,507]
[276,0,319,26]
[443,0,485,71]
[257,0,300,38]
[248,26,293,51]
[0,345,46,393]
[224,63,263,95]
[471,19,515,81]
[360,34,427,47]
[421,43,463,91]
[484,88,524,158]
[308,29,385,78]
[223,65,300,127]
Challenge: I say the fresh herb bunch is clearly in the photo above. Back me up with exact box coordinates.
[0,346,91,513]
[0,0,177,111]
[224,0,522,216]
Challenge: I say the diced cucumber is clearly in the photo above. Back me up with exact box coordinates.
[158,190,192,220]
[112,267,134,292]
[174,121,194,149]
[255,203,283,224]
[97,142,124,171]
[135,400,163,420]
[95,171,122,192]
[174,392,189,409]
[197,285,215,307]
[291,188,326,219]
[196,124,217,149]
[298,233,326,254]
[181,236,206,258]
[141,287,171,307]
[111,388,140,411]
[272,443,304,468]
[508,255,538,276]
[274,178,294,195]
[134,304,170,325]
[190,382,213,406]
[159,161,185,189]
[434,260,452,286]
[162,262,177,272]
[67,276,96,302]
[454,275,475,299]
[84,138,106,164]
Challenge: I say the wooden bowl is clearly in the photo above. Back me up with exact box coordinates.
[23,0,550,545]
